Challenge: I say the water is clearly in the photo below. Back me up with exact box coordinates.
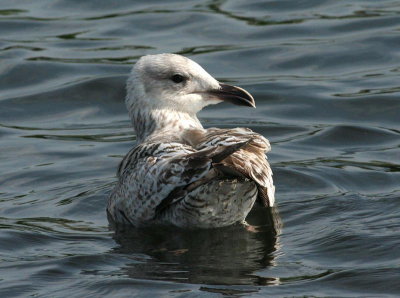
[1,0,399,296]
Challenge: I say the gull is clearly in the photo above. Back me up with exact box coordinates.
[107,53,275,228]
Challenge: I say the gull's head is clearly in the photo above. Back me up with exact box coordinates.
[126,53,255,115]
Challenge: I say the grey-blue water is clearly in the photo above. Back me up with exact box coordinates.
[1,0,399,297]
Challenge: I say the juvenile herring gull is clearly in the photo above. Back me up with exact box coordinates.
[108,53,275,228]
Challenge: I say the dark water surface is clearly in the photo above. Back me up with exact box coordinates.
[1,0,399,297]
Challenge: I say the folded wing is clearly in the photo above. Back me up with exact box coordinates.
[108,140,254,225]
[184,127,275,207]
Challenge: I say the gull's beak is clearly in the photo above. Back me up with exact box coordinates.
[207,83,256,108]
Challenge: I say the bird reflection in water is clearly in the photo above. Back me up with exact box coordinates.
[110,206,282,287]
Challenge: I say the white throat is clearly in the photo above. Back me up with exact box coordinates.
[129,103,203,143]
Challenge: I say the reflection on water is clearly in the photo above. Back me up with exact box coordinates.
[111,207,282,286]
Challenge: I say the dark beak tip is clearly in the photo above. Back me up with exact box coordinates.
[243,97,256,108]
[214,83,256,108]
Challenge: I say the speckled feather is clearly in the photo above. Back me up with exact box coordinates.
[108,127,274,227]
[187,127,275,207]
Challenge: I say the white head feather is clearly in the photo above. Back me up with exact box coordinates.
[126,53,221,116]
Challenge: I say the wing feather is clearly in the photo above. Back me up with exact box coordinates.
[185,127,275,207]
[108,139,255,225]
[109,142,208,224]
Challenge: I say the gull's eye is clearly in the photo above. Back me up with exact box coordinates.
[171,74,185,84]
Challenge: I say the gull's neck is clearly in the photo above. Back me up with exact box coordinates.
[130,105,203,143]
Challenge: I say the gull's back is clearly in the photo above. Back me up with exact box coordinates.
[108,127,274,228]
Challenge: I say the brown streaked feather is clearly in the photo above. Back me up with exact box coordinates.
[186,127,274,207]
[154,141,253,216]
[109,127,274,226]
[257,186,272,207]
